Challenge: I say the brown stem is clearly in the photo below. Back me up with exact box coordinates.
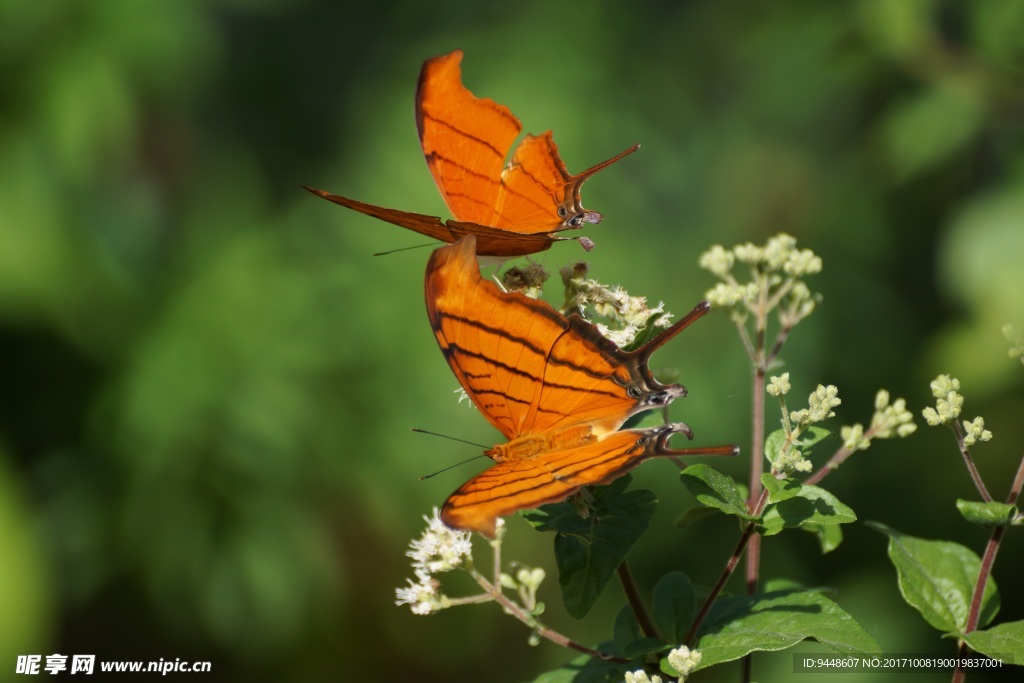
[467,567,625,663]
[685,489,771,647]
[951,421,993,502]
[618,560,662,640]
[952,453,1024,683]
[802,423,883,488]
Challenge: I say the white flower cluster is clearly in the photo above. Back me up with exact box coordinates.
[667,645,702,679]
[767,372,792,397]
[921,374,964,426]
[699,233,821,314]
[560,262,672,348]
[921,375,993,447]
[766,381,840,474]
[870,389,917,438]
[962,416,993,447]
[394,508,474,615]
[789,384,841,426]
[841,389,918,451]
[624,646,702,683]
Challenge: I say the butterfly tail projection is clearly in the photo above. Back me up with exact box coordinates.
[441,422,735,537]
[303,185,569,257]
[561,143,640,227]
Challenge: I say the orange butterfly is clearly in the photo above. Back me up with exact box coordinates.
[426,236,737,536]
[305,49,638,257]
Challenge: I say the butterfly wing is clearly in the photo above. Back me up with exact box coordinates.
[302,186,561,257]
[417,50,637,234]
[416,49,526,228]
[425,236,685,440]
[441,423,700,537]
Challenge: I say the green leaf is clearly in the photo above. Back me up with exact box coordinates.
[758,484,856,536]
[612,605,642,654]
[679,464,754,520]
[623,637,668,659]
[652,571,696,643]
[961,620,1024,664]
[524,476,657,618]
[764,429,788,465]
[956,499,1018,527]
[868,522,1000,633]
[693,589,881,669]
[802,522,844,554]
[531,653,632,683]
[761,474,802,502]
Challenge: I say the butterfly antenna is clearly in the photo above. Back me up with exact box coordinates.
[418,454,489,481]
[373,242,437,257]
[410,428,490,450]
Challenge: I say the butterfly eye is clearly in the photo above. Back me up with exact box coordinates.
[567,214,585,227]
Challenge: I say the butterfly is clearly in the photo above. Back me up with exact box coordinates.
[425,235,738,536]
[305,49,638,257]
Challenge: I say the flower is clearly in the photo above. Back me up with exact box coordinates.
[667,645,703,679]
[962,416,993,447]
[560,262,671,348]
[773,445,813,474]
[922,375,964,426]
[807,384,841,422]
[841,424,870,451]
[870,390,917,438]
[790,384,840,427]
[763,233,797,269]
[406,508,473,574]
[698,244,735,277]
[767,373,791,397]
[624,670,662,683]
[394,570,442,615]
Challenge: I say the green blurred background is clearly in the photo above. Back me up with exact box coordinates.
[2,1,1022,681]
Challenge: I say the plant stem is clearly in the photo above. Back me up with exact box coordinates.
[618,560,662,640]
[685,489,770,647]
[951,421,993,502]
[803,423,882,488]
[952,452,1024,683]
[465,565,625,663]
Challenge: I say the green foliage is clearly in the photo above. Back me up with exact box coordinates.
[530,655,631,683]
[961,620,1024,663]
[4,0,1024,681]
[758,483,857,537]
[690,589,882,669]
[524,476,656,619]
[870,522,1000,634]
[679,464,754,520]
[956,499,1019,528]
[652,572,696,645]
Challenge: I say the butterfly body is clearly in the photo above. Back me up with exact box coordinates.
[487,423,596,463]
[426,236,736,536]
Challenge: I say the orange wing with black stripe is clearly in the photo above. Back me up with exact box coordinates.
[305,49,637,258]
[425,236,737,536]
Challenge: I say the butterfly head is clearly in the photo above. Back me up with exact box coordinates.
[556,202,602,229]
[627,381,687,412]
